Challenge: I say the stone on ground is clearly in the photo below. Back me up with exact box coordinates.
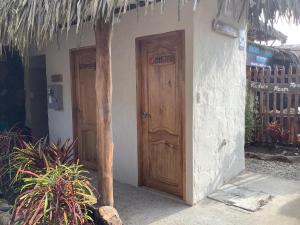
[208,184,272,212]
[0,199,11,212]
[0,211,10,225]
[91,206,123,225]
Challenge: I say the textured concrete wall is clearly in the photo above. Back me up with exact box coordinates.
[39,1,194,203]
[35,0,246,205]
[192,0,246,203]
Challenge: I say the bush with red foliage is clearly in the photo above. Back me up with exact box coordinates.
[11,164,97,225]
[0,135,77,203]
[266,122,290,144]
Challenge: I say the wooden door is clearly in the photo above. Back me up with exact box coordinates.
[137,31,185,198]
[71,48,97,169]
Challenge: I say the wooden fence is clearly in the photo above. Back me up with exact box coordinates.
[247,65,300,145]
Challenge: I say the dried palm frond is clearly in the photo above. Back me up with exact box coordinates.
[249,0,300,27]
[0,0,299,58]
[0,0,199,57]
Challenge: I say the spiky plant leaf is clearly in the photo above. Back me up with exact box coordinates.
[12,163,97,225]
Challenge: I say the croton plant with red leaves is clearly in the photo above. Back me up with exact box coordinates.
[11,163,97,225]
[266,122,290,144]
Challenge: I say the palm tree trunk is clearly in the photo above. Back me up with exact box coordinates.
[95,19,114,207]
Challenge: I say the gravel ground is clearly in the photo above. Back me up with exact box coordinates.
[246,158,300,181]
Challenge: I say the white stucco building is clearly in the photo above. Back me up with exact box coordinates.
[26,0,246,205]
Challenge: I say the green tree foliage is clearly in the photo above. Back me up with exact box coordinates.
[245,81,255,145]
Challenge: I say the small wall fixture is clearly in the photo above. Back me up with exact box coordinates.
[212,19,239,38]
[51,74,63,83]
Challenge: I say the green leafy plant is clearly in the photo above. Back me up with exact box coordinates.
[0,131,29,202]
[245,82,256,145]
[12,163,97,225]
[0,137,76,202]
[10,138,75,181]
[47,139,75,166]
[12,138,50,176]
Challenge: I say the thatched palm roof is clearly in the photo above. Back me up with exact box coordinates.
[249,0,300,26]
[0,0,299,56]
[248,21,287,43]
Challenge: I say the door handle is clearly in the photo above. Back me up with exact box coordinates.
[76,107,83,118]
[142,112,151,119]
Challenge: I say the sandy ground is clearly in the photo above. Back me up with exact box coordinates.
[88,171,300,225]
[246,158,300,181]
[87,156,300,225]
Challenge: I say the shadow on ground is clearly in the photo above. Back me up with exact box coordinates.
[114,182,189,225]
[89,171,300,225]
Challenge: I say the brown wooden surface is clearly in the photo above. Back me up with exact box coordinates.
[70,47,97,169]
[248,65,300,144]
[136,31,185,198]
[95,19,114,206]
[70,19,115,206]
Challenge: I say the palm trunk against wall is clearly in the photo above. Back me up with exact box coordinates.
[95,19,114,207]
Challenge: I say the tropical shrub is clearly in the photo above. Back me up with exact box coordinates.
[266,122,290,144]
[11,163,97,225]
[11,138,75,181]
[0,137,76,202]
[12,138,50,177]
[245,82,256,145]
[0,131,29,202]
[48,139,75,166]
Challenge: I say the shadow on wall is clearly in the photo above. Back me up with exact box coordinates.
[193,21,247,198]
[204,131,245,196]
[197,34,244,82]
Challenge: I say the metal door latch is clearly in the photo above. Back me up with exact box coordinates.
[142,112,151,118]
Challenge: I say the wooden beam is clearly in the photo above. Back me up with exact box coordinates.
[95,19,114,207]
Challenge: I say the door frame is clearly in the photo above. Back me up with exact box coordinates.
[69,46,96,165]
[135,30,186,200]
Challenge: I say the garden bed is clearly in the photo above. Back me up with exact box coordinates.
[246,158,300,181]
[0,132,123,225]
[245,144,300,163]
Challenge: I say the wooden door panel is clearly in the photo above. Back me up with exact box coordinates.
[137,31,185,198]
[80,129,97,165]
[149,141,179,185]
[71,48,97,169]
[78,68,96,126]
[148,62,177,131]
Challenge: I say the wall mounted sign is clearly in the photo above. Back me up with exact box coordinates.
[51,74,63,83]
[250,81,300,93]
[247,43,273,67]
[212,19,239,38]
[239,30,246,50]
[149,54,176,65]
[79,62,96,70]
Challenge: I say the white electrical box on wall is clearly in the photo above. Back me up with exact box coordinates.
[48,85,63,110]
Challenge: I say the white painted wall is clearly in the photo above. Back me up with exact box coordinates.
[40,1,194,204]
[37,0,246,205]
[192,0,246,202]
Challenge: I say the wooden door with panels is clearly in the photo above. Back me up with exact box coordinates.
[71,48,97,169]
[136,31,185,198]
